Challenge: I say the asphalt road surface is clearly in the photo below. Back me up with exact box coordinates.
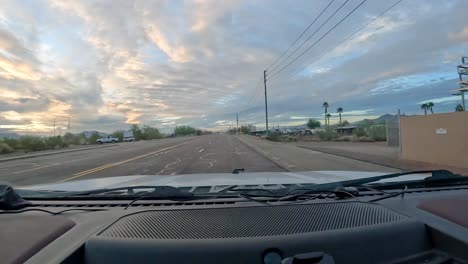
[0,134,396,186]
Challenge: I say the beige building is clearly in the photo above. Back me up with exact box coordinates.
[400,111,468,168]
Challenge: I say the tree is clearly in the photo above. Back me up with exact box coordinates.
[420,103,428,115]
[455,104,464,112]
[142,126,162,140]
[427,102,434,114]
[306,119,321,129]
[322,102,329,126]
[341,120,350,126]
[240,125,250,134]
[112,130,124,142]
[174,126,196,136]
[130,124,143,140]
[325,113,331,126]
[88,132,101,144]
[337,107,343,127]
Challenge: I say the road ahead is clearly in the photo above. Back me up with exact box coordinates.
[0,134,396,186]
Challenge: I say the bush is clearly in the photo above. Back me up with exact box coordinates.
[0,143,14,154]
[174,126,196,136]
[317,128,337,141]
[367,125,386,141]
[266,135,297,142]
[266,135,282,142]
[3,138,20,149]
[335,135,354,142]
[112,130,124,142]
[358,136,375,142]
[87,132,101,144]
[142,126,162,140]
[45,136,67,149]
[64,133,85,145]
[306,119,321,129]
[19,136,47,151]
[353,127,367,137]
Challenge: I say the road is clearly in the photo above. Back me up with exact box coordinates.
[0,134,397,186]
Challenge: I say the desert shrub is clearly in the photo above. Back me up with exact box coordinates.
[335,135,354,142]
[0,143,14,154]
[353,127,367,137]
[367,125,386,141]
[19,136,47,151]
[317,128,337,141]
[358,136,375,142]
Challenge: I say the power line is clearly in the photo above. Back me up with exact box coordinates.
[267,0,368,81]
[290,0,404,78]
[266,0,337,71]
[239,76,264,114]
[268,0,350,75]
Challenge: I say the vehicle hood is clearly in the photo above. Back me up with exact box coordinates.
[22,171,429,192]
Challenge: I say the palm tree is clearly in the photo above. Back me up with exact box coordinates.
[322,102,329,126]
[421,103,428,115]
[326,113,331,126]
[337,107,343,127]
[427,102,434,114]
[455,104,464,112]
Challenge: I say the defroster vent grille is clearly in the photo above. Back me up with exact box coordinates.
[99,202,407,239]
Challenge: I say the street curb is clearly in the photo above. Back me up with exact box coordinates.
[296,145,401,170]
[234,136,290,172]
[0,144,118,163]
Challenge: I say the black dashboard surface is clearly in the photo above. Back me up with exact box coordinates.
[1,187,468,264]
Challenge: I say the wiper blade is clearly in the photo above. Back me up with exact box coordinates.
[291,170,461,192]
[33,185,194,199]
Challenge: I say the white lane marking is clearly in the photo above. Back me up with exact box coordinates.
[156,158,182,175]
[10,155,104,174]
[199,152,217,169]
[198,148,205,153]
[0,162,39,170]
[272,156,279,160]
[13,163,61,174]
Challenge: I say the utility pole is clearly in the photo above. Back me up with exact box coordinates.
[263,70,269,136]
[67,117,71,134]
[53,118,56,136]
[236,113,239,134]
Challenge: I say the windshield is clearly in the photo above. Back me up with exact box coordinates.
[0,0,467,194]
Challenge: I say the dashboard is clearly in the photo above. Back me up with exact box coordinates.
[1,186,468,264]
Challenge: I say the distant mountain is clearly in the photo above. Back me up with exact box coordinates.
[373,114,399,123]
[354,114,399,125]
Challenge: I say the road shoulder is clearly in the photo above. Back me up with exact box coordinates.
[0,144,117,163]
[235,135,398,172]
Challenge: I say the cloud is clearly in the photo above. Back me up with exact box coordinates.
[0,0,466,134]
[449,26,468,42]
[145,25,193,63]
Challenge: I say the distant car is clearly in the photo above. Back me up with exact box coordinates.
[123,136,135,142]
[97,135,119,144]
[304,129,314,135]
[123,130,135,142]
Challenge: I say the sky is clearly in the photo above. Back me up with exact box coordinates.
[0,0,467,135]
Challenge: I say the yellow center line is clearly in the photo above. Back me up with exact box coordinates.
[59,140,196,182]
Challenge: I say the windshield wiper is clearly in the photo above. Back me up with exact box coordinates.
[27,185,195,199]
[281,170,464,193]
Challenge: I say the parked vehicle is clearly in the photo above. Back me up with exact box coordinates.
[123,130,135,142]
[97,135,119,144]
